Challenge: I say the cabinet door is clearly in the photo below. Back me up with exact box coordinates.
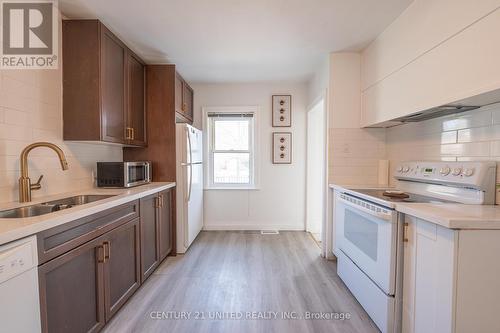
[103,218,141,321]
[39,236,105,333]
[159,189,173,260]
[127,52,146,146]
[183,83,194,121]
[140,194,160,282]
[175,73,183,114]
[101,27,126,144]
[402,216,416,333]
[403,216,456,333]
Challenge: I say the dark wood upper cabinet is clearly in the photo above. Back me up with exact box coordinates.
[174,71,194,124]
[174,73,184,116]
[101,27,126,144]
[103,218,141,320]
[63,20,146,147]
[127,53,147,146]
[183,83,194,121]
[38,235,106,333]
[140,194,160,282]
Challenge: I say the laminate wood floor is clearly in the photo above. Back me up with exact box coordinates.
[103,231,379,333]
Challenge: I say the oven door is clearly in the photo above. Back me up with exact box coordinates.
[336,192,397,295]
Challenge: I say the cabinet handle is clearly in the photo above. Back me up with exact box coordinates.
[403,222,409,242]
[182,103,187,111]
[154,196,161,208]
[160,194,164,207]
[97,245,105,263]
[125,127,132,140]
[103,241,111,261]
[131,128,135,141]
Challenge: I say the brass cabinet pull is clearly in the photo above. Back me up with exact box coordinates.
[97,245,105,263]
[159,194,164,207]
[403,222,409,242]
[125,127,132,140]
[154,196,161,208]
[103,241,111,261]
[131,127,135,141]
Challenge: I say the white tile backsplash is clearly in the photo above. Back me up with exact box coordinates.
[0,20,122,203]
[329,128,386,185]
[387,102,500,185]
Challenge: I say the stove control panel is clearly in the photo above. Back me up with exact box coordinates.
[395,161,496,188]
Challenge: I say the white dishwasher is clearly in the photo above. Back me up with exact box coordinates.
[0,235,41,333]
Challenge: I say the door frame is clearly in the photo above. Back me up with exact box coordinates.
[305,90,328,257]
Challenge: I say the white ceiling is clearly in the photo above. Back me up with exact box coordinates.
[59,0,413,83]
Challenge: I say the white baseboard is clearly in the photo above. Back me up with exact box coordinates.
[202,223,305,231]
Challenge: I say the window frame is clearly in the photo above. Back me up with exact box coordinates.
[203,106,260,190]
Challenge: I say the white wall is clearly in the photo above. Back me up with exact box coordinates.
[0,16,123,204]
[307,55,329,107]
[191,82,307,230]
[306,99,325,235]
[327,53,386,185]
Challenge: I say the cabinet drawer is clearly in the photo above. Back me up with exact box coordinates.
[37,201,139,265]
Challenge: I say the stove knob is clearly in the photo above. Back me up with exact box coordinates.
[402,166,410,173]
[440,167,451,176]
[452,167,462,176]
[463,168,475,177]
[397,165,403,173]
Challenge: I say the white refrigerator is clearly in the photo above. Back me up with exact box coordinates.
[176,124,203,253]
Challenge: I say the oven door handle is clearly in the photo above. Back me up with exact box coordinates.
[337,195,394,222]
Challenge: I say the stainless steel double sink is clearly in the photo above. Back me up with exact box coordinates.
[0,195,116,218]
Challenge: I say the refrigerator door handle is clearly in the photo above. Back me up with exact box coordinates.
[187,127,193,202]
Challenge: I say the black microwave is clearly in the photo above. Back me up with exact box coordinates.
[97,162,151,188]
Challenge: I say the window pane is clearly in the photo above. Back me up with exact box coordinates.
[213,153,250,184]
[214,120,249,151]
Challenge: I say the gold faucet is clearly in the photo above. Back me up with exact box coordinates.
[18,142,69,202]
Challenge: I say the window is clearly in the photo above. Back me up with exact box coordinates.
[204,107,258,189]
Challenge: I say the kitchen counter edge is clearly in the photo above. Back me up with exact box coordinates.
[330,183,500,230]
[0,182,176,246]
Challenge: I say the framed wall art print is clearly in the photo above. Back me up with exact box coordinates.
[272,132,292,164]
[272,95,291,127]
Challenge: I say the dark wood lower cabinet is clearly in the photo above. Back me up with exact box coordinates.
[38,189,174,333]
[103,218,141,320]
[140,189,174,281]
[38,218,140,333]
[140,194,160,282]
[38,235,106,333]
[159,189,173,261]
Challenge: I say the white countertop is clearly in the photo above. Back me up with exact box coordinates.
[0,182,176,246]
[330,183,500,230]
[396,203,500,229]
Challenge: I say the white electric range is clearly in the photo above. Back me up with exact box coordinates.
[333,161,497,333]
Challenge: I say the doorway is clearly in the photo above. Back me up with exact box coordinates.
[306,98,326,246]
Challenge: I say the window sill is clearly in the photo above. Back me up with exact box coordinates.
[204,187,260,191]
